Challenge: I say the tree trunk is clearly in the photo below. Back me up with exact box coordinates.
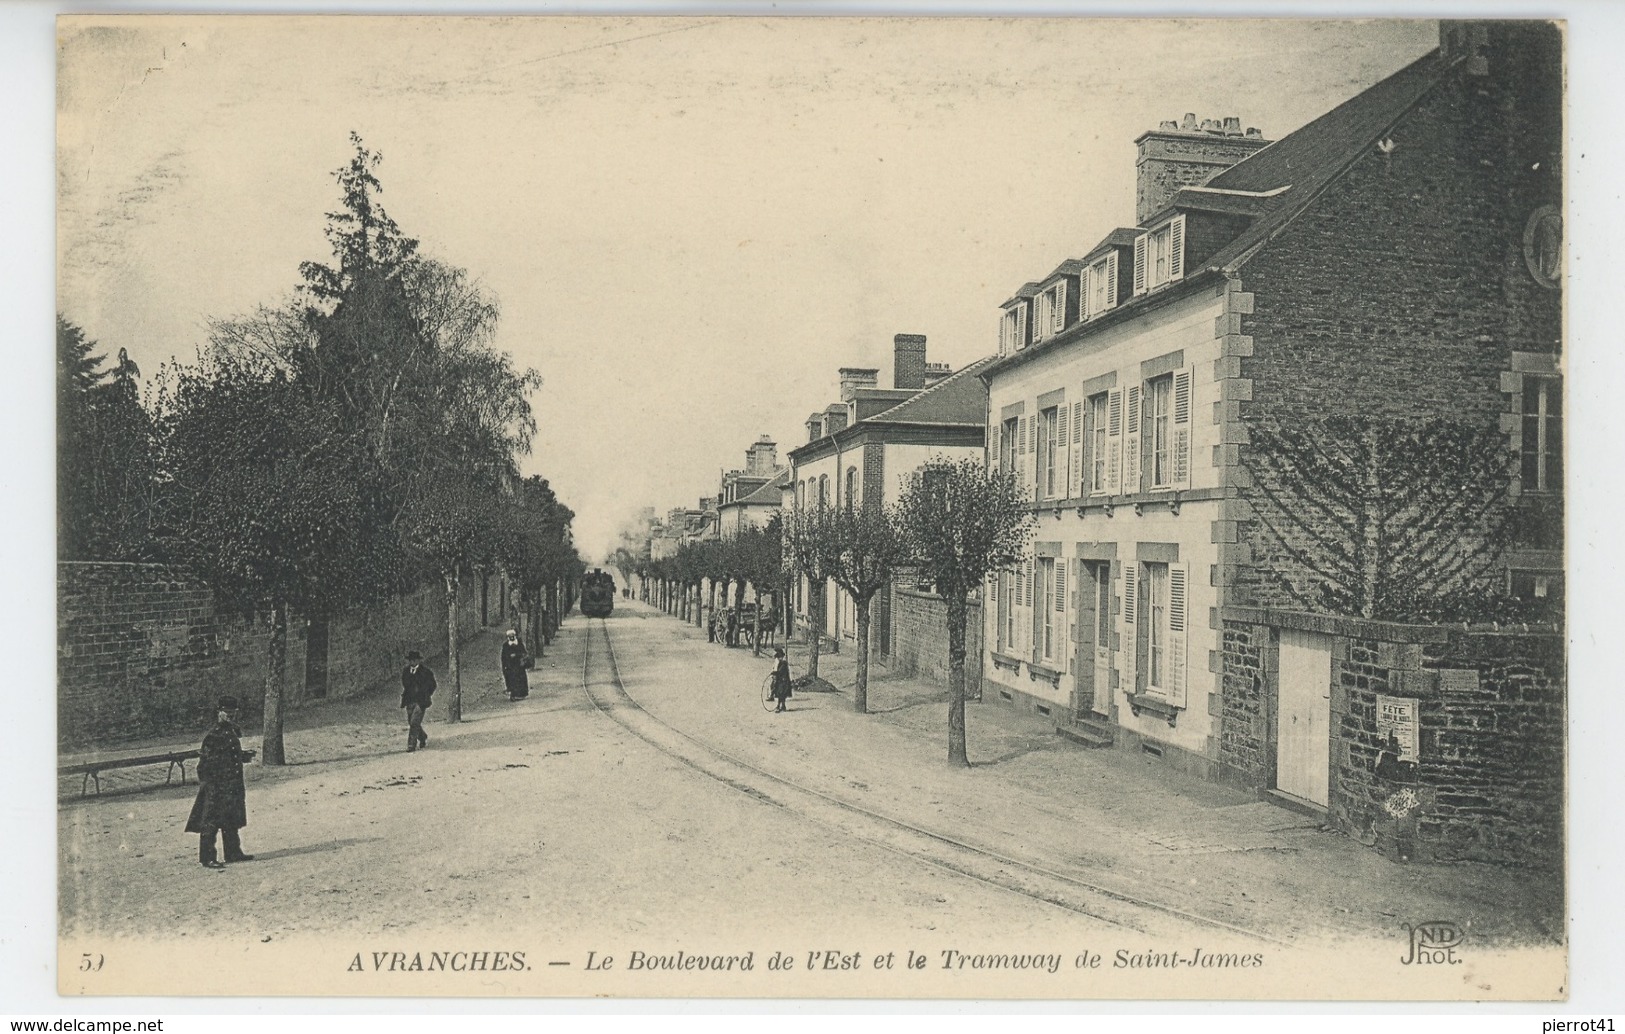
[784,575,794,638]
[807,576,822,678]
[446,566,463,723]
[752,587,764,657]
[260,598,288,765]
[854,594,871,713]
[708,579,718,636]
[546,580,557,642]
[530,588,544,658]
[946,592,969,766]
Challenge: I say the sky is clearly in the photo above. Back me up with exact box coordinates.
[56,16,1441,561]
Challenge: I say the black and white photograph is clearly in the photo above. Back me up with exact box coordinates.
[38,10,1584,1003]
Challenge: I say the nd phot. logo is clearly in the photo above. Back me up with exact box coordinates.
[1401,920,1464,965]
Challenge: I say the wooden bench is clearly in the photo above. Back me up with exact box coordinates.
[58,748,255,797]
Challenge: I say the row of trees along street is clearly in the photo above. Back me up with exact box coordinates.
[58,133,582,762]
[628,458,1035,766]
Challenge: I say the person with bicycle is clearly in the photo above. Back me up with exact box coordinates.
[769,647,792,713]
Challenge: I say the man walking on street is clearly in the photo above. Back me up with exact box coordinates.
[401,650,436,751]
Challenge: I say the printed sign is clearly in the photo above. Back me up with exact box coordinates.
[1377,695,1420,763]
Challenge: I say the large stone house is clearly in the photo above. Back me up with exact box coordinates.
[978,21,1562,868]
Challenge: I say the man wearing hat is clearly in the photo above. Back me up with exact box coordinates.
[184,695,254,869]
[400,650,436,751]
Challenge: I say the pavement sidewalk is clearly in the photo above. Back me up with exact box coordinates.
[618,599,1562,949]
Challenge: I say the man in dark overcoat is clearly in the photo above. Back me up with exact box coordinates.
[401,650,436,751]
[185,695,254,869]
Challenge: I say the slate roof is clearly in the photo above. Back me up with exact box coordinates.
[1201,47,1453,270]
[1000,282,1042,307]
[730,468,790,508]
[1080,228,1142,262]
[867,355,996,426]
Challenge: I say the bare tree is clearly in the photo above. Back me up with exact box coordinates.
[822,503,908,712]
[783,503,837,680]
[896,456,1034,766]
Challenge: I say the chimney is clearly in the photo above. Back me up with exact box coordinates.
[1134,115,1272,225]
[806,412,825,442]
[823,404,849,435]
[746,435,778,475]
[1440,21,1492,76]
[923,362,953,388]
[894,334,928,391]
[838,367,880,401]
[700,496,716,512]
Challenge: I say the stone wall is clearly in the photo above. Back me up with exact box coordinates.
[1216,608,1563,870]
[887,582,982,698]
[58,562,483,751]
[1233,27,1563,618]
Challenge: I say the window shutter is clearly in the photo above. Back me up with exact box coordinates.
[1169,215,1186,281]
[1123,384,1142,495]
[1054,560,1066,612]
[1105,388,1123,494]
[989,423,1000,473]
[1172,370,1192,487]
[1120,563,1138,694]
[1079,267,1091,319]
[1133,235,1148,295]
[1056,404,1069,498]
[1106,252,1118,307]
[1016,306,1027,349]
[1069,400,1084,497]
[1053,284,1066,332]
[1167,564,1188,708]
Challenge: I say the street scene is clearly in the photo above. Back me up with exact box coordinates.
[53,16,1565,1001]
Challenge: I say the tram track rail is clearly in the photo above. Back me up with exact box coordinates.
[578,617,1286,946]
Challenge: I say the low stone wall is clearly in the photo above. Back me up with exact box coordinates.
[887,583,983,698]
[58,562,482,750]
[1216,608,1563,871]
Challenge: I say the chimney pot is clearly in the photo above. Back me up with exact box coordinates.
[1180,112,1198,131]
[1246,127,1262,139]
[1159,119,1179,131]
[1223,116,1241,135]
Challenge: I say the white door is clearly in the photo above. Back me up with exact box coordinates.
[1277,628,1332,807]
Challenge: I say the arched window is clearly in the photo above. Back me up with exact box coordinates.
[819,475,829,507]
[845,466,858,509]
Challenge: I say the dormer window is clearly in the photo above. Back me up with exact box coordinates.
[1034,282,1067,342]
[1083,253,1118,319]
[1000,304,1028,354]
[1133,214,1186,294]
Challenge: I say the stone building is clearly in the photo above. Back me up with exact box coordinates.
[978,21,1563,868]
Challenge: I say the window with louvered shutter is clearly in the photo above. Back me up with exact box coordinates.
[1070,400,1084,497]
[1016,306,1027,349]
[1055,404,1069,499]
[1106,252,1118,306]
[1171,370,1192,487]
[1133,235,1148,295]
[1123,384,1142,495]
[1169,214,1186,281]
[989,422,1000,473]
[1122,561,1136,625]
[1052,283,1065,333]
[1167,564,1188,707]
[1054,560,1066,612]
[1079,266,1092,319]
[1149,375,1172,488]
[1105,388,1123,494]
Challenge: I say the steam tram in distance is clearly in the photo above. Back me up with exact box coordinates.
[580,568,616,618]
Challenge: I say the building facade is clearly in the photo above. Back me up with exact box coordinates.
[979,22,1563,867]
[786,335,990,653]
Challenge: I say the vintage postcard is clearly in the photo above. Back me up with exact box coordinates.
[54,15,1568,1000]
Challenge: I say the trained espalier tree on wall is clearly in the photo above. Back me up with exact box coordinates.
[1244,416,1543,624]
